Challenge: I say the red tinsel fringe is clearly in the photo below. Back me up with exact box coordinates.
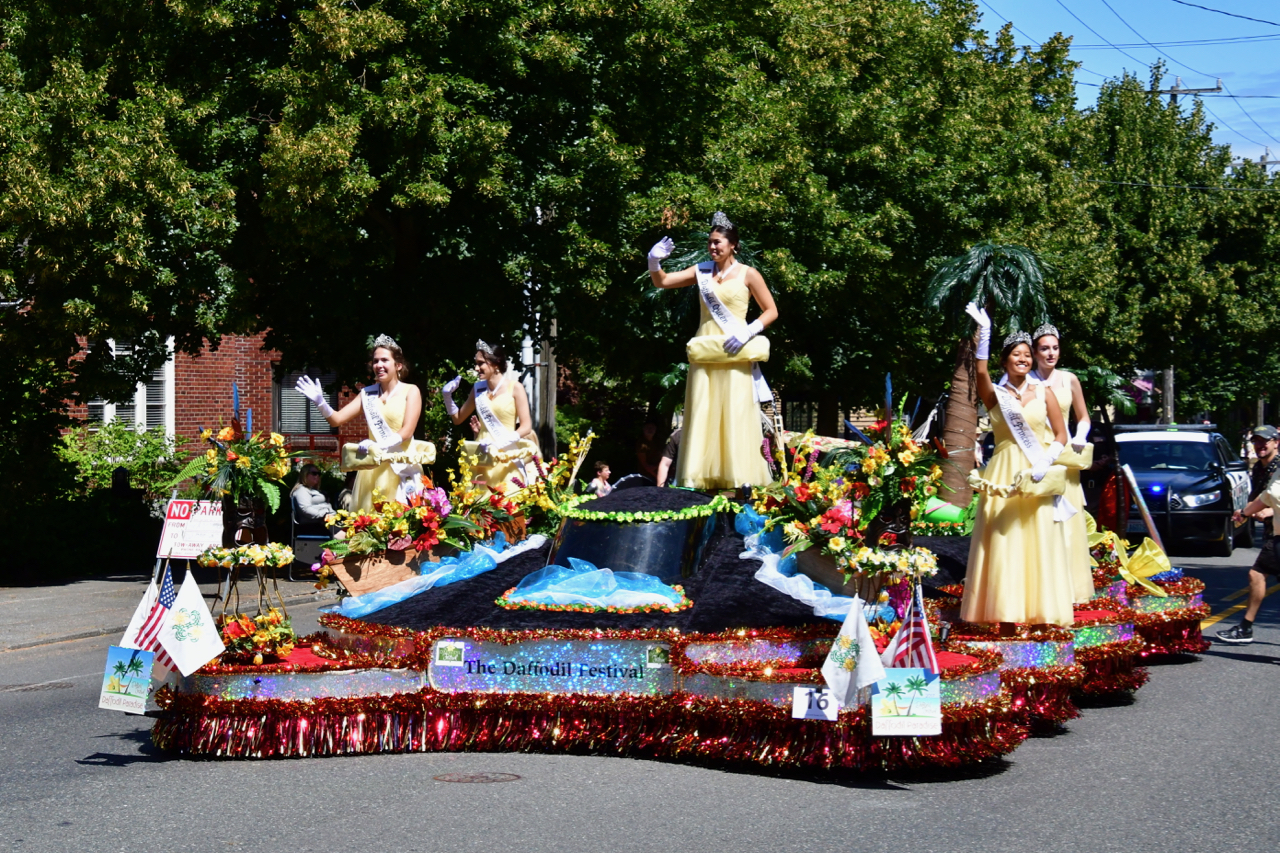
[948,622,1075,643]
[1128,577,1205,598]
[995,665,1086,726]
[1074,638,1149,695]
[1074,598,1139,625]
[1136,619,1210,656]
[151,687,1027,770]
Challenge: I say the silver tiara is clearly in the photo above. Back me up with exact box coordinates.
[710,210,734,230]
[476,339,496,356]
[1003,330,1032,348]
[1032,322,1060,341]
[372,334,398,350]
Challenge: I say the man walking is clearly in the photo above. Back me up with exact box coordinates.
[1217,425,1280,644]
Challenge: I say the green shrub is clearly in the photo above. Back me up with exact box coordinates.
[58,422,189,503]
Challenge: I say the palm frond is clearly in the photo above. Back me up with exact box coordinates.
[1077,365,1138,416]
[926,241,1050,337]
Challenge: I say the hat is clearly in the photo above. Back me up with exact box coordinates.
[1251,425,1279,440]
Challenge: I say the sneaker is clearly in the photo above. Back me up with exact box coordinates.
[1216,623,1254,644]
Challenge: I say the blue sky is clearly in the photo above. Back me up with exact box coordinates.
[975,1,1280,163]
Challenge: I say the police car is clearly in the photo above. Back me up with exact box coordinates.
[1114,425,1250,556]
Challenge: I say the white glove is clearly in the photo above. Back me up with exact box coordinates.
[1072,421,1091,452]
[296,375,334,418]
[356,439,375,456]
[965,302,992,361]
[1030,463,1051,483]
[441,375,461,418]
[1046,441,1064,463]
[648,237,674,272]
[378,435,403,452]
[724,319,764,355]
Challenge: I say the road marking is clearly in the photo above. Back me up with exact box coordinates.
[1202,583,1280,628]
[1,672,100,693]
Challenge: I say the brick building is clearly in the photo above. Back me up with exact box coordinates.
[68,333,368,462]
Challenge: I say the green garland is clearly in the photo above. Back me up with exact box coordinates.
[557,493,738,524]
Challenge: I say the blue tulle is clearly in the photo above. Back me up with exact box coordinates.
[505,558,686,609]
[1149,567,1184,583]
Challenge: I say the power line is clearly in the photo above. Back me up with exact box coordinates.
[1072,34,1280,49]
[1077,178,1280,192]
[1164,1,1280,28]
[1052,0,1149,68]
[1096,0,1280,147]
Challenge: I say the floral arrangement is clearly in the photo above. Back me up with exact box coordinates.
[196,542,295,570]
[558,492,736,524]
[502,431,594,534]
[322,478,501,561]
[910,519,969,537]
[170,420,300,512]
[751,420,945,580]
[218,608,295,665]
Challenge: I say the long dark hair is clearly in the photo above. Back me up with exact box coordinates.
[477,344,509,374]
[370,341,410,380]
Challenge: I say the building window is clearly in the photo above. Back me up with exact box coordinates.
[84,338,174,436]
[277,370,339,435]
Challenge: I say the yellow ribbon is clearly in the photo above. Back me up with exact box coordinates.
[1084,512,1168,597]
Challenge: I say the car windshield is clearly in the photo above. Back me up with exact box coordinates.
[1123,440,1217,471]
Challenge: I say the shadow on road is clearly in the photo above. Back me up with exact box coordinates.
[77,728,176,767]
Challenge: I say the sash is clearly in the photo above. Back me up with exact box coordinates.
[695,262,772,403]
[359,384,423,500]
[473,380,521,447]
[993,379,1076,522]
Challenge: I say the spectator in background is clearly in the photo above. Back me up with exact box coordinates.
[291,464,335,523]
[586,461,613,498]
[1217,425,1280,645]
[635,422,663,481]
[656,428,682,487]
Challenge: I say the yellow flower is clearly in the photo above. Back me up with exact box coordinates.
[861,458,877,474]
[269,432,285,447]
[205,448,217,462]
[897,450,916,466]
[829,536,847,552]
[235,455,251,469]
[200,428,213,441]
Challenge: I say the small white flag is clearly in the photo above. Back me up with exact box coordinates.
[120,580,158,649]
[157,571,225,676]
[821,596,887,708]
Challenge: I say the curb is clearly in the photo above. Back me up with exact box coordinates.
[0,588,337,653]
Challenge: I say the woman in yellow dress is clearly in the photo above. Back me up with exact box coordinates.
[295,336,424,512]
[441,341,540,493]
[960,305,1075,628]
[646,213,776,490]
[1033,323,1095,603]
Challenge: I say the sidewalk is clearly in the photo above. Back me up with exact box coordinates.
[0,567,335,652]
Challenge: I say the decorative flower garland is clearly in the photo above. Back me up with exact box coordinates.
[494,584,694,615]
[557,493,736,524]
[910,520,969,537]
[196,542,295,570]
[837,545,938,580]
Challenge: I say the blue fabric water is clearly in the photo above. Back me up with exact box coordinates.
[506,558,686,609]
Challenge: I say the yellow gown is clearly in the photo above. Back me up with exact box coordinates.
[468,386,540,493]
[1043,371,1094,603]
[675,270,772,490]
[961,383,1075,626]
[351,382,418,512]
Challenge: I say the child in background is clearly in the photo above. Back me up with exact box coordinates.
[587,461,613,498]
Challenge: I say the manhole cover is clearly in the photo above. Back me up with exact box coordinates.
[433,772,521,784]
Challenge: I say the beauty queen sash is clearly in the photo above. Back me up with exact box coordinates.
[360,384,423,500]
[473,379,521,447]
[695,262,772,403]
[993,379,1076,522]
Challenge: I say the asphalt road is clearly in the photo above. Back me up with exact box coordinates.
[2,551,1278,853]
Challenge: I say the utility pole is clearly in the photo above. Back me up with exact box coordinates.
[1149,78,1220,424]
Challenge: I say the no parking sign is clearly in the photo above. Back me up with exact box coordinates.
[156,499,224,558]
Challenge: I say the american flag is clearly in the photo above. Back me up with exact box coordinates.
[133,566,177,671]
[884,584,939,673]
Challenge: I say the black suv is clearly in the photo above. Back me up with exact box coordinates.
[1111,425,1250,556]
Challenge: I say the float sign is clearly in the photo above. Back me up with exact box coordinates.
[156,500,224,558]
[99,646,155,714]
[429,638,675,696]
[871,667,942,736]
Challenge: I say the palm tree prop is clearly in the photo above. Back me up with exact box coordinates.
[1075,365,1137,425]
[925,242,1050,507]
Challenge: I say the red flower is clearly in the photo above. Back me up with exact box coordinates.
[225,450,239,462]
[852,482,870,500]
[900,476,917,495]
[879,532,898,547]
[793,483,814,502]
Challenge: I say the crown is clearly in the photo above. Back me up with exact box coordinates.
[710,210,734,230]
[476,339,496,356]
[372,334,398,350]
[1032,322,1060,341]
[1003,330,1032,349]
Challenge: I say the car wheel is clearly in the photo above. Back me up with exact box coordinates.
[1216,517,1235,557]
[1235,516,1255,549]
